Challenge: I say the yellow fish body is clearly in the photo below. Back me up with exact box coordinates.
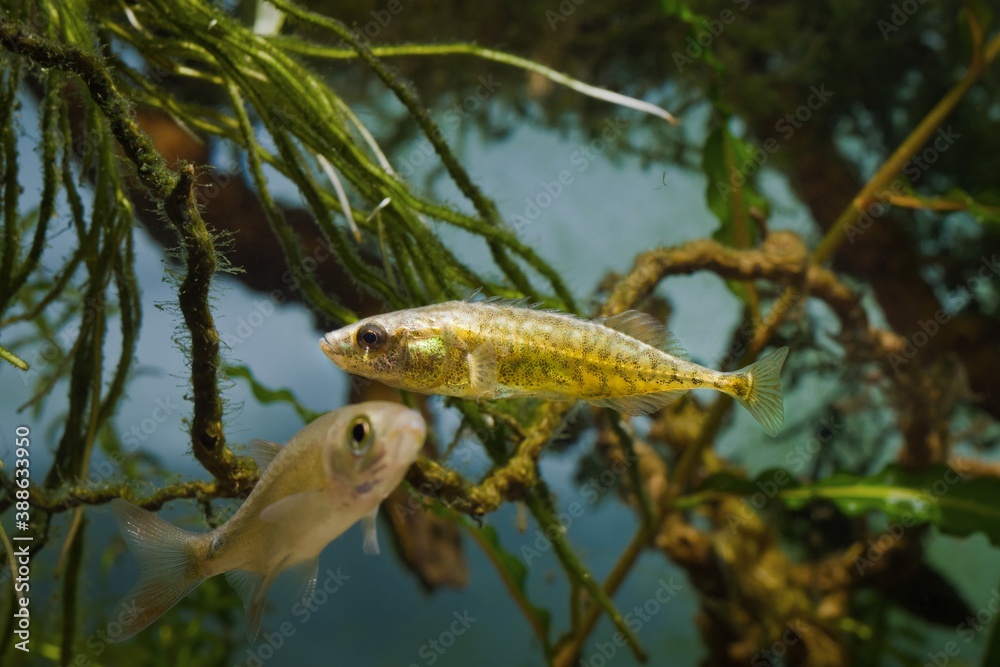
[320,300,789,436]
[109,402,426,641]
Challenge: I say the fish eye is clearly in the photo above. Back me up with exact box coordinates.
[347,416,374,456]
[355,322,388,352]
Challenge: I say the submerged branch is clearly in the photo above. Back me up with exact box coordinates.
[168,167,255,488]
[0,20,251,489]
[407,402,572,515]
[29,479,233,513]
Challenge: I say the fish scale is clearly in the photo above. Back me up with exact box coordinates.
[321,299,790,436]
[108,402,426,642]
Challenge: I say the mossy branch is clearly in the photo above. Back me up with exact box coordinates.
[0,19,176,198]
[0,19,251,489]
[525,489,648,662]
[269,0,577,310]
[407,401,572,515]
[27,479,236,513]
[167,166,255,488]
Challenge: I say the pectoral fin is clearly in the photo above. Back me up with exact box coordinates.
[259,491,327,525]
[467,342,497,397]
[362,508,380,555]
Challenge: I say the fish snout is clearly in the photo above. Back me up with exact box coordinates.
[392,408,427,460]
[319,332,346,364]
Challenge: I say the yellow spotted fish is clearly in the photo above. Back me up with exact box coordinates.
[320,299,789,436]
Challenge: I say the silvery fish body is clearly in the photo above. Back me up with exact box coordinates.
[110,401,426,641]
[319,300,789,436]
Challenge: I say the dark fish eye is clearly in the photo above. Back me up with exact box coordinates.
[355,322,388,352]
[347,416,373,456]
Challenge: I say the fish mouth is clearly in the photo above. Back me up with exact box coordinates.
[319,333,342,363]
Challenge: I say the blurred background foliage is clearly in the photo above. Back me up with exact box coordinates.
[1,0,1000,665]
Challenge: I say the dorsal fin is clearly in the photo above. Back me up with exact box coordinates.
[248,439,282,472]
[478,295,541,309]
[600,311,690,360]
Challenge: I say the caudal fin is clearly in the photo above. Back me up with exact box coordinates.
[109,499,205,641]
[734,347,789,437]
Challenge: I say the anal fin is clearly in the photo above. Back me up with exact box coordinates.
[589,390,688,416]
[224,568,274,641]
[362,508,380,555]
[282,557,320,608]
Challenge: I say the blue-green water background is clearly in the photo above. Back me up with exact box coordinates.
[1,79,999,667]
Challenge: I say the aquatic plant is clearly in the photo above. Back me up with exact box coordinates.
[1,1,1000,665]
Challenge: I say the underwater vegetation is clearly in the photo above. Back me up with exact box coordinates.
[1,0,1000,666]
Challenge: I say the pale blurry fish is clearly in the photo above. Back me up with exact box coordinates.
[320,300,789,436]
[109,402,426,641]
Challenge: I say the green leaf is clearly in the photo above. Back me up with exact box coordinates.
[703,124,770,239]
[948,187,1000,225]
[702,123,770,303]
[459,519,552,650]
[984,595,1000,667]
[657,0,725,73]
[779,465,1000,545]
[225,363,322,424]
[699,464,1000,546]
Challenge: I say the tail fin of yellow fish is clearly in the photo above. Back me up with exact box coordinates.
[734,347,789,437]
[109,499,205,641]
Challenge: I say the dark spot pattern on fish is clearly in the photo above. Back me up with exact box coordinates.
[730,375,751,397]
[209,534,225,559]
[355,478,380,495]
